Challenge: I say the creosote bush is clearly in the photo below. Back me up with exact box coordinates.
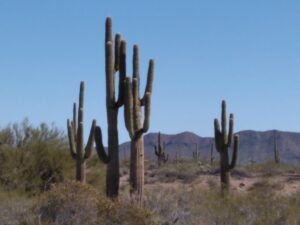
[0,120,71,193]
[144,185,300,225]
[36,181,158,225]
[37,181,99,225]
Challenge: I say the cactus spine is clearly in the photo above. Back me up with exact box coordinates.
[124,45,154,207]
[94,17,126,198]
[67,81,96,183]
[214,100,239,191]
[192,143,200,162]
[154,132,168,166]
[273,132,280,164]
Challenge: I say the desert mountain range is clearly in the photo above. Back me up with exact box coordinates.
[119,130,300,164]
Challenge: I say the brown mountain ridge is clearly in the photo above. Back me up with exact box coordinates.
[119,130,300,164]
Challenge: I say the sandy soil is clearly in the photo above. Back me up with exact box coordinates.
[119,169,300,196]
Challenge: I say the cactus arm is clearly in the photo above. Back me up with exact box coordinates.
[221,100,227,145]
[134,92,151,139]
[116,40,126,107]
[105,17,113,44]
[95,126,110,164]
[228,114,234,146]
[141,60,154,106]
[229,135,239,170]
[132,78,140,132]
[142,92,151,133]
[124,77,134,138]
[72,103,77,142]
[67,119,77,160]
[114,33,121,72]
[84,120,96,159]
[133,45,140,90]
[106,41,116,108]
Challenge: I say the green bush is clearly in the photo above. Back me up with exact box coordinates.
[0,120,72,193]
[36,181,158,225]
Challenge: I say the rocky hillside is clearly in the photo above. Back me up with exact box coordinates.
[119,130,300,164]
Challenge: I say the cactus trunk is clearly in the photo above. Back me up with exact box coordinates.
[130,137,144,205]
[210,142,214,166]
[273,132,280,164]
[76,161,86,182]
[220,150,230,191]
[106,125,120,197]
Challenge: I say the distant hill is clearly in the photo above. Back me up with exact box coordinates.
[119,130,300,164]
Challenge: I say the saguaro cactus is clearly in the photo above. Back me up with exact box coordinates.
[67,81,96,183]
[124,45,154,207]
[94,17,126,198]
[210,142,214,166]
[154,132,168,166]
[192,143,200,162]
[214,100,239,191]
[273,132,280,164]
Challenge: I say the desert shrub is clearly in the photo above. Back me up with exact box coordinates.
[86,155,106,193]
[144,185,300,225]
[36,181,99,225]
[0,120,71,193]
[149,161,209,184]
[0,195,37,225]
[35,181,158,225]
[239,161,300,177]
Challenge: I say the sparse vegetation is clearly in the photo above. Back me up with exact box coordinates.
[0,123,300,224]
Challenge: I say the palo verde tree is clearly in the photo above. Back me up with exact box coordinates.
[214,100,239,192]
[124,45,154,207]
[67,81,96,183]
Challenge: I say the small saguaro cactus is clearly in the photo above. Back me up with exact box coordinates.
[94,17,126,198]
[192,143,200,162]
[273,132,280,164]
[67,81,96,183]
[210,142,215,166]
[124,44,154,207]
[154,132,168,166]
[214,100,239,192]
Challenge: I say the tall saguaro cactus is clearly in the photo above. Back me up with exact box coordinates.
[94,17,126,198]
[67,81,96,183]
[154,132,168,166]
[214,100,239,191]
[124,45,154,207]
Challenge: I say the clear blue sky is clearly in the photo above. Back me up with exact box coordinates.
[1,0,300,143]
